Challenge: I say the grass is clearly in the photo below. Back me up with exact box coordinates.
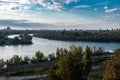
[0,62,55,76]
[0,65,50,76]
[88,69,103,80]
[0,67,104,80]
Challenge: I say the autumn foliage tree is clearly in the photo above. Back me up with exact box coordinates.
[103,48,120,80]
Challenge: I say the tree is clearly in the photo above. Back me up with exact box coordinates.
[42,56,48,61]
[92,46,104,56]
[0,59,4,68]
[103,48,120,80]
[47,68,59,80]
[97,47,104,55]
[48,45,91,80]
[114,48,120,55]
[23,56,30,64]
[6,55,22,66]
[57,52,84,80]
[19,34,32,44]
[35,51,44,62]
[48,53,56,61]
[56,48,61,60]
[12,36,20,44]
[69,45,83,58]
[83,46,92,79]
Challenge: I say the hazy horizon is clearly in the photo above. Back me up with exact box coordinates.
[0,0,120,30]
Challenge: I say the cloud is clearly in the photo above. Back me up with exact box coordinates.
[0,19,57,29]
[93,8,97,11]
[36,0,64,11]
[74,5,90,8]
[100,14,120,21]
[28,0,78,11]
[65,0,78,4]
[104,6,108,10]
[0,0,78,11]
[105,8,120,13]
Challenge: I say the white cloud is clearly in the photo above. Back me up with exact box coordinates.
[93,8,97,11]
[32,0,78,11]
[75,5,90,8]
[100,14,120,21]
[36,0,64,11]
[65,0,78,4]
[104,6,108,10]
[0,0,78,11]
[105,8,120,13]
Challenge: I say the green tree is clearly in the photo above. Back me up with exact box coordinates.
[57,51,84,80]
[42,56,48,61]
[19,34,32,44]
[47,68,59,80]
[56,48,60,60]
[83,46,92,79]
[35,51,44,62]
[7,55,22,66]
[12,36,20,44]
[23,56,30,64]
[48,53,56,61]
[69,45,83,58]
[0,59,4,68]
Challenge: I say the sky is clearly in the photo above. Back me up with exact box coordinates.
[0,0,120,30]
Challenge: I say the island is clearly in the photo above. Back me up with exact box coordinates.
[0,32,32,45]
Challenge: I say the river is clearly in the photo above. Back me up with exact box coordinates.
[0,35,120,59]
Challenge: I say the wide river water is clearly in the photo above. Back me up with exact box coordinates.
[0,35,120,59]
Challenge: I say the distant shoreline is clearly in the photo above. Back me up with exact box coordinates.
[33,29,120,42]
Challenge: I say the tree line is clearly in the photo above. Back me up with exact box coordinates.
[33,29,120,42]
[0,45,104,69]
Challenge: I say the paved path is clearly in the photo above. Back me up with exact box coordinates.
[0,74,47,80]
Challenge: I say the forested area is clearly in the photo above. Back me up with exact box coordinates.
[33,29,120,42]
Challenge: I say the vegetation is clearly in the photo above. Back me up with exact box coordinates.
[0,32,32,45]
[0,28,119,80]
[103,48,120,80]
[0,32,6,45]
[33,29,120,42]
[0,45,115,80]
[88,69,103,80]
[47,45,92,80]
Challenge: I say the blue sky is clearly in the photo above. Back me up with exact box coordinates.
[0,0,120,30]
